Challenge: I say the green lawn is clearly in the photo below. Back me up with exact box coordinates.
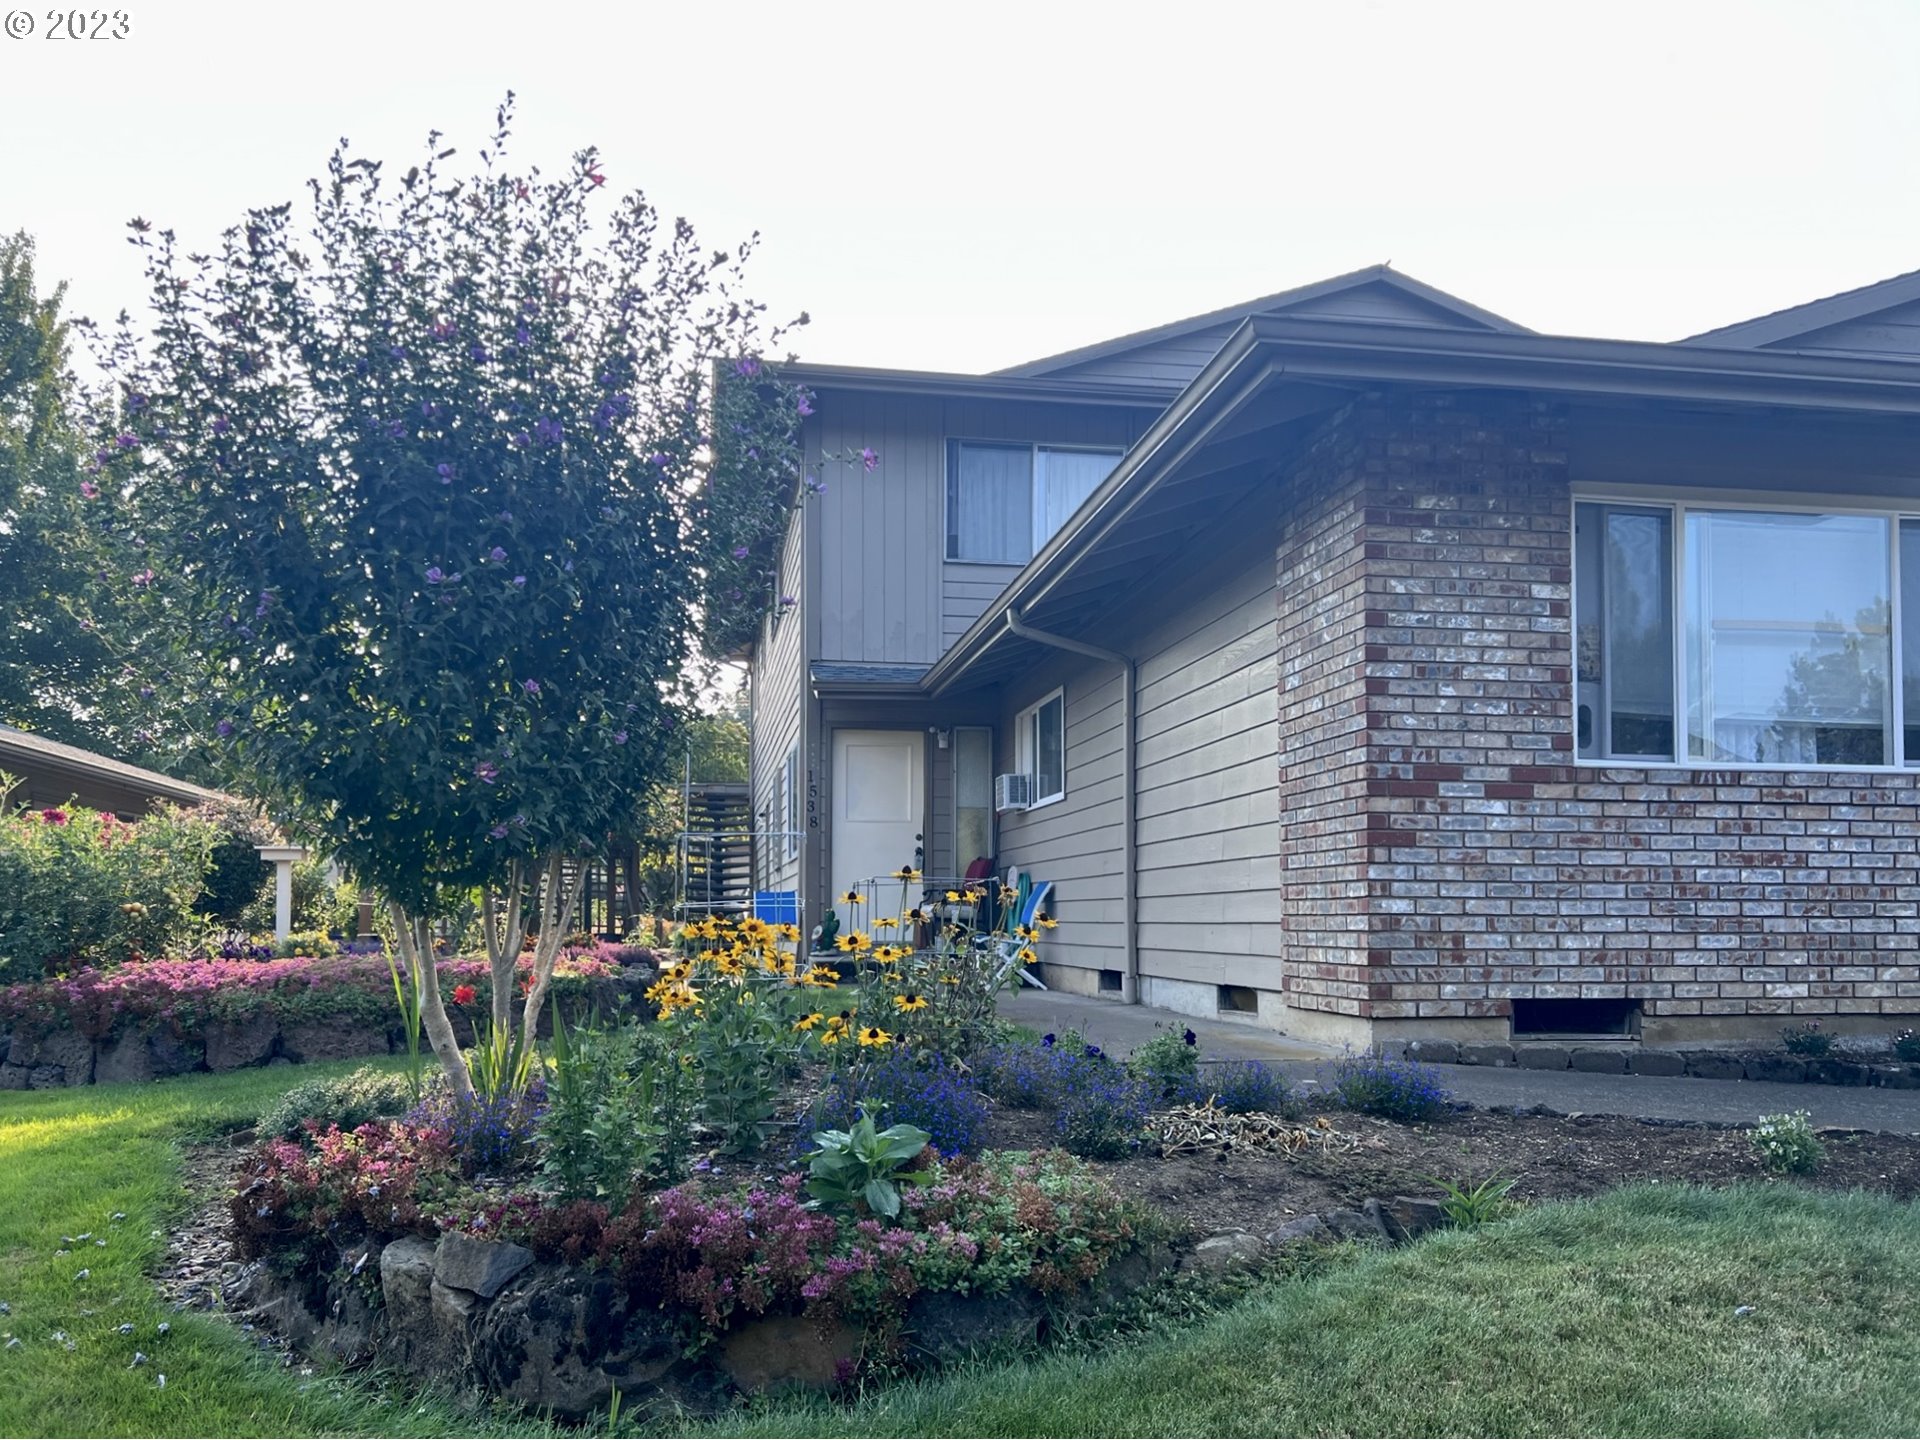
[6,1067,1920,1438]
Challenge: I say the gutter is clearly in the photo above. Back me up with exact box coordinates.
[1004,606,1139,1006]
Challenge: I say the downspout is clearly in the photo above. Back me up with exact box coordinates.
[1004,605,1139,1005]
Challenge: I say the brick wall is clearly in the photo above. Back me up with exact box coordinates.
[1276,389,1920,1038]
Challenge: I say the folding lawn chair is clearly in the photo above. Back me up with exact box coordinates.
[988,878,1052,991]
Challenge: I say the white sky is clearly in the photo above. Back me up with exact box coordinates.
[4,0,1920,374]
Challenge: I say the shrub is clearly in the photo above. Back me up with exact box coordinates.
[1127,1024,1201,1099]
[1781,1021,1834,1057]
[273,930,339,959]
[0,799,216,980]
[184,797,276,928]
[1183,1059,1300,1117]
[808,1048,991,1157]
[1894,1028,1920,1064]
[1053,1053,1150,1159]
[539,1015,674,1208]
[1328,1052,1450,1123]
[1751,1111,1824,1174]
[230,1119,462,1260]
[257,1064,413,1142]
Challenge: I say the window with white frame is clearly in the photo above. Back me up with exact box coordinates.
[946,441,1122,564]
[782,747,800,859]
[1016,689,1066,804]
[1575,497,1920,769]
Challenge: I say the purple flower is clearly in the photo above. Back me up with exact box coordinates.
[437,463,454,484]
[426,566,446,584]
[778,594,796,608]
[512,575,526,588]
[420,400,438,418]
[734,357,761,378]
[860,447,879,471]
[514,324,530,346]
[534,417,562,444]
[80,481,100,499]
[470,344,489,363]
[115,432,138,449]
[488,547,507,563]
[612,729,628,745]
[215,720,235,738]
[511,431,531,449]
[389,345,407,360]
[211,416,231,435]
[648,452,670,469]
[474,760,499,784]
[127,393,147,412]
[497,509,512,522]
[522,679,541,697]
[732,545,749,560]
[138,685,154,699]
[386,419,407,439]
[488,824,509,841]
[131,569,154,588]
[797,390,815,418]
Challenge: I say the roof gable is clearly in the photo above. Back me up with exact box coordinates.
[1680,267,1920,359]
[995,265,1530,382]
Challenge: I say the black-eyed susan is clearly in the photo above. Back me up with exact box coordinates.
[1015,946,1038,965]
[906,907,929,924]
[1015,923,1037,941]
[873,944,908,964]
[892,993,929,1013]
[998,884,1019,905]
[714,953,747,978]
[793,1012,824,1032]
[889,865,922,882]
[838,890,864,907]
[944,889,963,903]
[802,963,840,988]
[857,1025,892,1047]
[1037,913,1059,929]
[774,922,803,943]
[872,915,898,931]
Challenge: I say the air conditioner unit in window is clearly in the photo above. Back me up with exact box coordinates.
[994,773,1033,813]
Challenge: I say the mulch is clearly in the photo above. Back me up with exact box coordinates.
[985,1101,1920,1240]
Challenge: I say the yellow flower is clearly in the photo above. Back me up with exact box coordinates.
[857,1025,892,1047]
[872,916,898,931]
[1037,913,1059,929]
[819,1027,843,1046]
[964,886,984,901]
[793,1012,823,1032]
[945,890,962,903]
[998,885,1018,904]
[1015,924,1037,941]
[1016,947,1037,965]
[715,953,747,978]
[893,993,929,1013]
[873,944,907,964]
[890,866,922,882]
[825,1012,853,1035]
[906,907,929,924]
[834,931,870,953]
[775,923,802,942]
[937,973,960,985]
[802,964,840,988]
[839,890,864,907]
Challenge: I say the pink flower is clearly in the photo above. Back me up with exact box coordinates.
[860,447,879,472]
[80,481,100,499]
[40,808,69,826]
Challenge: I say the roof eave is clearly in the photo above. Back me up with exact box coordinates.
[775,361,1178,408]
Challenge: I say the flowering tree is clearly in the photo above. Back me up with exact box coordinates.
[86,97,805,1096]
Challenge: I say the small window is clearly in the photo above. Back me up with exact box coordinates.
[947,442,1121,563]
[1575,502,1675,761]
[1016,689,1066,806]
[782,747,800,860]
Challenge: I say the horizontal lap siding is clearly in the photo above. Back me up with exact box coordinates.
[943,565,1021,648]
[995,661,1127,973]
[1132,557,1281,985]
[750,514,807,893]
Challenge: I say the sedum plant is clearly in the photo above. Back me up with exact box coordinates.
[1751,1110,1824,1174]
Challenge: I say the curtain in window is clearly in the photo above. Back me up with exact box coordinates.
[951,443,1031,563]
[1034,449,1120,549]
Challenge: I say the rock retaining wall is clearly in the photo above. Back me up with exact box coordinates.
[0,974,649,1089]
[1396,1039,1920,1089]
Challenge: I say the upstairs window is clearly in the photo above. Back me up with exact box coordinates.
[1577,498,1914,769]
[947,441,1121,563]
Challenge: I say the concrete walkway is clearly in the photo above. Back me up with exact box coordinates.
[1000,988,1920,1134]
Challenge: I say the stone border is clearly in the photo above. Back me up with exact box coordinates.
[1395,1039,1920,1090]
[0,973,649,1089]
[227,1229,1180,1419]
[1183,1192,1450,1276]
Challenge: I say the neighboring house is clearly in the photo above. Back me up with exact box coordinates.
[745,264,1920,1049]
[0,724,225,818]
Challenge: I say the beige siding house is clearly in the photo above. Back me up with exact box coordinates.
[745,264,1920,1049]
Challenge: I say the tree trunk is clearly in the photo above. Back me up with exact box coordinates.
[519,851,583,1040]
[482,859,525,1033]
[391,902,473,1101]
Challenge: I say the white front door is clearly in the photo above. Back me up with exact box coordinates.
[831,730,924,910]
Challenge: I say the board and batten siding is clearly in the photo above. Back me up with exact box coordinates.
[808,394,1156,665]
[749,511,807,894]
[993,550,1281,988]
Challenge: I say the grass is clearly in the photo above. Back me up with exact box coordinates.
[7,1066,1920,1437]
[0,1060,551,1439]
[701,1184,1920,1438]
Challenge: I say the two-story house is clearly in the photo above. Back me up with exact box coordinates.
[745,264,1920,1051]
